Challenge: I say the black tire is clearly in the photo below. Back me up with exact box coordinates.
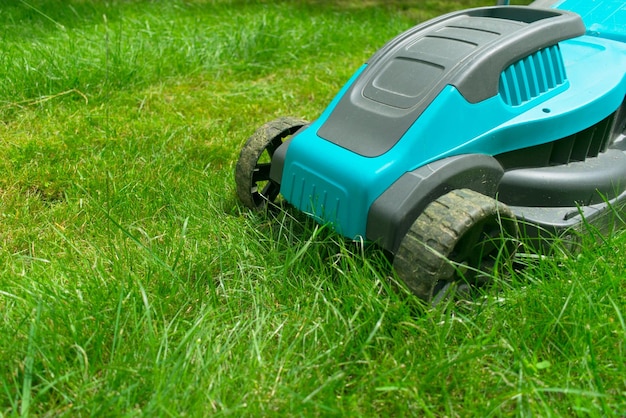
[235,117,307,209]
[393,189,518,303]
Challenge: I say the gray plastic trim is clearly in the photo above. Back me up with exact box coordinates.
[510,188,626,252]
[366,154,504,254]
[269,138,292,185]
[498,149,626,207]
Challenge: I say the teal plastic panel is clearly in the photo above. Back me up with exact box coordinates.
[554,0,626,43]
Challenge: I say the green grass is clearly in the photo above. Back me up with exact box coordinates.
[1,0,625,416]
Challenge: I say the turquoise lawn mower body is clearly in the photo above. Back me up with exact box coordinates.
[236,0,626,302]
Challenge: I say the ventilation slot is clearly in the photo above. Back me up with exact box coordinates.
[549,114,614,165]
[499,45,567,106]
[496,112,617,170]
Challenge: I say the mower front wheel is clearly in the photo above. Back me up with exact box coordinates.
[393,189,518,304]
[235,117,307,209]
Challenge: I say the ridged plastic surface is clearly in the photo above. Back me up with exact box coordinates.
[499,45,567,106]
[283,163,347,229]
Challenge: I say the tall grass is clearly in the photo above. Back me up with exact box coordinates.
[1,0,624,416]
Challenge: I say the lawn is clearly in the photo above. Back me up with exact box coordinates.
[1,0,625,416]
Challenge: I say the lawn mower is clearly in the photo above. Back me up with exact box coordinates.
[235,0,626,302]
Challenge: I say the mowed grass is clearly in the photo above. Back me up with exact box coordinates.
[1,0,625,416]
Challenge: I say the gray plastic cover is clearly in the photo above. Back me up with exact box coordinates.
[317,6,585,157]
[366,154,504,254]
[498,149,626,207]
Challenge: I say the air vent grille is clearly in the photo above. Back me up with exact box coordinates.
[283,165,348,231]
[499,45,566,106]
[549,113,613,164]
[496,112,617,170]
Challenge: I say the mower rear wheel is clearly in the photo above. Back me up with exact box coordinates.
[393,189,518,303]
[235,117,307,209]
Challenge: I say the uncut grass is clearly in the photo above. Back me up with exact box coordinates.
[4,211,626,415]
[2,0,625,416]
